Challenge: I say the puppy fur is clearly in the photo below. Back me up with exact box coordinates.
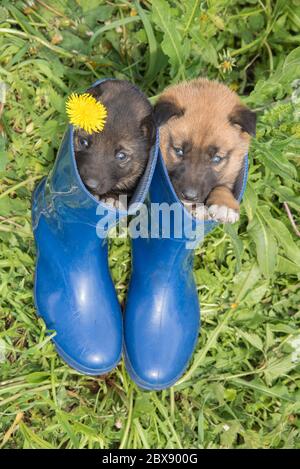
[74,80,155,205]
[154,78,256,223]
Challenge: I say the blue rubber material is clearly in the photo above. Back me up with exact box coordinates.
[124,148,248,390]
[32,78,159,375]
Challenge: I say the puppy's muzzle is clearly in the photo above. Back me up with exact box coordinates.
[181,187,198,202]
[85,178,99,190]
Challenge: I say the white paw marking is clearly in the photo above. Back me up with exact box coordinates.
[182,201,210,220]
[208,205,239,223]
[100,196,127,211]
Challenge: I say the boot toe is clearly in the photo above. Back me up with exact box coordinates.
[55,338,122,375]
[124,347,190,391]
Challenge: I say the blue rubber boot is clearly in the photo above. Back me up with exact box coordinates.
[124,149,248,390]
[32,79,158,375]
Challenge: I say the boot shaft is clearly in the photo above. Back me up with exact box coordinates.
[32,79,159,238]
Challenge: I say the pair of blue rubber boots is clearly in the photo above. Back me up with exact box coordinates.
[32,81,248,391]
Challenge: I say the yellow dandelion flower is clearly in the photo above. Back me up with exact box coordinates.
[66,93,107,134]
[229,82,239,92]
[200,12,209,22]
[220,60,233,73]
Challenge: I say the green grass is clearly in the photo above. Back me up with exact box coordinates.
[0,0,300,449]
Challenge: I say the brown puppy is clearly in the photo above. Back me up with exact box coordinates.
[74,80,155,205]
[154,78,256,223]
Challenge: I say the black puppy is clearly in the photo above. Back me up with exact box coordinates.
[74,80,155,204]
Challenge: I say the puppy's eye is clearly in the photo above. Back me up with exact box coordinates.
[79,137,90,149]
[174,147,184,157]
[211,155,223,164]
[116,151,129,164]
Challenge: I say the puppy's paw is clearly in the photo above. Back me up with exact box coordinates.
[100,196,116,207]
[193,204,210,221]
[100,196,127,211]
[208,204,239,224]
[183,201,209,220]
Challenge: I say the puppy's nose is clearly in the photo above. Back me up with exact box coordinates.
[181,188,198,201]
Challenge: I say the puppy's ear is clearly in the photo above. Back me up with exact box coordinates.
[229,105,256,137]
[86,83,104,99]
[140,113,156,145]
[153,99,184,126]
